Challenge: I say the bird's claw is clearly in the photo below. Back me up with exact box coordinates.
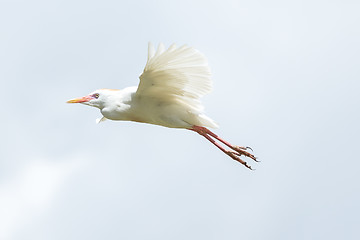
[234,145,253,152]
[232,146,258,162]
[226,150,254,170]
[246,146,253,152]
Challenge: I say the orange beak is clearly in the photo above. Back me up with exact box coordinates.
[66,95,93,103]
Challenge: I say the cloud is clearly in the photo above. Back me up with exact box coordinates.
[0,159,82,240]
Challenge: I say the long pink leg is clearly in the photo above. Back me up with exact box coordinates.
[194,126,258,161]
[189,126,257,169]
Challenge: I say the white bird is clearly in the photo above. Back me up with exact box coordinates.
[67,43,257,169]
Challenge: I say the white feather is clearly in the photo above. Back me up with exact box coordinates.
[96,116,107,124]
[147,42,155,61]
[140,43,212,98]
[135,43,217,128]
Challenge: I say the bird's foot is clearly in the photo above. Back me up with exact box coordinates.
[189,126,258,170]
[226,150,253,170]
[231,146,259,162]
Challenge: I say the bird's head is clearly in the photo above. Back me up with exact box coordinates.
[67,89,119,109]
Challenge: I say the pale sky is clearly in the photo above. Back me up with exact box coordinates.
[1,0,360,239]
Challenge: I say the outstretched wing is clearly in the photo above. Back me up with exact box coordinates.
[136,43,212,110]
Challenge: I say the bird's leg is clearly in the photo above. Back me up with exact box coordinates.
[189,126,257,169]
[190,126,258,162]
[202,127,258,162]
[201,133,253,170]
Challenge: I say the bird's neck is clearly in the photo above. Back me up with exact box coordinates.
[100,87,137,121]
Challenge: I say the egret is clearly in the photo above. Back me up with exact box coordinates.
[67,43,257,169]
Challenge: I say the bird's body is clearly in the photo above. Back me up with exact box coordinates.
[67,43,257,169]
[96,86,217,129]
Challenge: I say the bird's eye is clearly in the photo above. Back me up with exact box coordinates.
[93,93,100,99]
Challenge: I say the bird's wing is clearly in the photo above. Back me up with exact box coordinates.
[136,43,212,106]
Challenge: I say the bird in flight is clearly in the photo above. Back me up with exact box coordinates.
[67,43,258,169]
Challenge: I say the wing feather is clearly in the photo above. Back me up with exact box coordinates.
[137,43,212,106]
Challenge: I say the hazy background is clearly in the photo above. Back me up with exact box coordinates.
[1,0,359,239]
